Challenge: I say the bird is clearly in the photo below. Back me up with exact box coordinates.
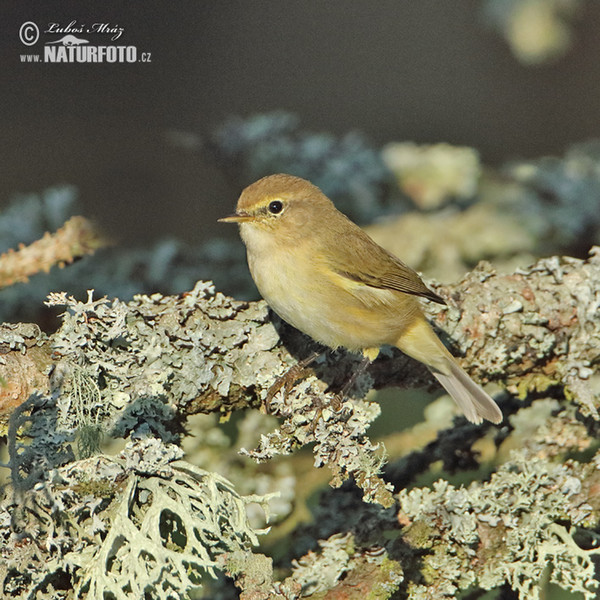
[219,174,502,424]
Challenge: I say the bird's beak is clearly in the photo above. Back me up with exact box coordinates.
[218,211,255,223]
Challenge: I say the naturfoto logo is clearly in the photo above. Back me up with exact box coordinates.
[18,19,152,64]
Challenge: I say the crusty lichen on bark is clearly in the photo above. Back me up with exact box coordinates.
[424,248,600,418]
[397,407,600,599]
[3,247,599,508]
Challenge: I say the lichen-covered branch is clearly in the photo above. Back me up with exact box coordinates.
[0,216,106,289]
[41,284,396,506]
[425,249,600,418]
[2,118,600,599]
[397,404,600,599]
[2,248,599,511]
[1,247,600,598]
[215,400,600,600]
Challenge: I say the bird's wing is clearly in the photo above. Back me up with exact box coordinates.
[323,224,446,305]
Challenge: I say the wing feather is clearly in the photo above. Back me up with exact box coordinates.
[322,221,446,305]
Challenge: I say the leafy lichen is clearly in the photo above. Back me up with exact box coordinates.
[398,446,600,600]
[1,438,273,600]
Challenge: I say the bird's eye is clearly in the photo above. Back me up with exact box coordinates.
[268,200,283,214]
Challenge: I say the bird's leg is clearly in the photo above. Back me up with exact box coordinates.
[306,354,373,431]
[265,350,322,413]
[332,353,373,410]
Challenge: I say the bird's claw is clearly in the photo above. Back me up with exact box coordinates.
[265,363,311,414]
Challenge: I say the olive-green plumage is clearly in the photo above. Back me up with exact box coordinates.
[220,174,502,424]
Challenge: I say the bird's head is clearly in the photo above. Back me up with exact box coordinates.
[219,174,334,241]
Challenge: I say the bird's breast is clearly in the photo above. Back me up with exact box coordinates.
[240,223,420,352]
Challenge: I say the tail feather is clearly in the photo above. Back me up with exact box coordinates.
[431,360,502,424]
[396,315,503,424]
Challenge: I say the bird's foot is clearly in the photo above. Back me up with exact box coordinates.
[309,393,345,432]
[333,353,372,402]
[265,351,321,414]
[330,393,343,412]
[265,363,309,414]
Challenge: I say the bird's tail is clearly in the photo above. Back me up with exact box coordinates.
[395,316,502,424]
[429,359,502,424]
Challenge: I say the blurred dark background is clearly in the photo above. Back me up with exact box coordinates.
[2,1,600,245]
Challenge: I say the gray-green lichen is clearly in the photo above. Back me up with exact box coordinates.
[4,243,597,519]
[182,411,297,530]
[423,247,600,418]
[3,120,600,600]
[8,245,599,515]
[1,437,273,600]
[2,245,600,598]
[287,532,403,599]
[46,282,282,432]
[44,282,395,507]
[398,444,600,599]
[241,375,394,507]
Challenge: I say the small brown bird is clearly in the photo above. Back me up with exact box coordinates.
[220,174,502,424]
